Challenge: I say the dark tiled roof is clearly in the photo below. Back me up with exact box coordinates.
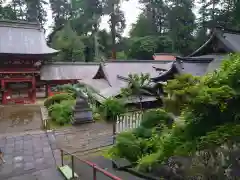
[189,28,240,57]
[75,60,174,100]
[206,54,229,72]
[180,61,210,76]
[176,54,228,76]
[222,32,240,51]
[78,79,110,92]
[102,60,173,87]
[40,62,99,80]
[0,20,58,55]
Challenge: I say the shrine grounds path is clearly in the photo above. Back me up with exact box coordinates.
[0,105,146,180]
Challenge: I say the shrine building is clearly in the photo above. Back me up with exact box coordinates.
[0,20,59,104]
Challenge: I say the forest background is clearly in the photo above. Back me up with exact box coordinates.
[0,0,239,61]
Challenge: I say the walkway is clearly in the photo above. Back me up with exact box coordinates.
[0,131,64,180]
[0,105,42,134]
[54,122,114,154]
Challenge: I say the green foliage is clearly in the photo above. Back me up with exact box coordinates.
[151,54,240,168]
[116,51,127,59]
[44,93,74,108]
[140,109,173,129]
[98,97,126,122]
[121,73,152,110]
[57,83,99,106]
[48,100,76,125]
[163,74,200,115]
[110,54,240,174]
[56,84,80,98]
[110,129,162,163]
[50,23,85,61]
[107,108,173,164]
[197,123,240,150]
[127,36,173,60]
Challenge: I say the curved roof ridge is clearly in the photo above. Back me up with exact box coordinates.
[187,32,215,57]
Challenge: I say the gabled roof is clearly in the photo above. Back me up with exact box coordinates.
[40,62,99,80]
[0,20,58,55]
[189,28,240,57]
[77,60,175,99]
[100,60,174,87]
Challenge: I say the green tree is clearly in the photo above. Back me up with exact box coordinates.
[25,0,47,26]
[130,13,155,37]
[127,36,172,59]
[50,23,85,61]
[166,0,196,55]
[163,74,200,115]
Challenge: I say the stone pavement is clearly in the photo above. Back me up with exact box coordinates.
[54,122,114,154]
[0,131,64,180]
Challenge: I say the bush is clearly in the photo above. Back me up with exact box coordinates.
[98,97,126,122]
[110,129,162,163]
[141,109,174,129]
[93,112,101,121]
[163,74,200,115]
[44,93,74,108]
[48,100,75,125]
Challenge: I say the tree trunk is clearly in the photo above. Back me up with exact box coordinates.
[110,3,116,60]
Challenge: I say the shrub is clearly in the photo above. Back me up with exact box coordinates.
[48,100,75,125]
[133,126,153,138]
[44,93,74,108]
[98,97,126,122]
[93,112,101,121]
[108,128,162,164]
[163,74,200,115]
[112,131,143,162]
[140,109,174,129]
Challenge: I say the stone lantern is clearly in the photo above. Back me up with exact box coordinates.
[72,92,94,125]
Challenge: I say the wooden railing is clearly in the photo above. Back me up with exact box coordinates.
[60,149,122,180]
[116,111,143,133]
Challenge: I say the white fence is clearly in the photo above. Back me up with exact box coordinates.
[116,111,143,133]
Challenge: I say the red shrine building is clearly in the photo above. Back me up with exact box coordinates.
[0,20,58,104]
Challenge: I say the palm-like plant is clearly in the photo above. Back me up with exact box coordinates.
[56,83,99,106]
[121,73,152,110]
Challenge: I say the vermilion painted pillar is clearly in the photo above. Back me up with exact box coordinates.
[1,80,6,105]
[47,84,51,97]
[32,77,36,103]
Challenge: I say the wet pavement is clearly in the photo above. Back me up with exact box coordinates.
[0,105,42,134]
[54,122,114,154]
[0,131,64,180]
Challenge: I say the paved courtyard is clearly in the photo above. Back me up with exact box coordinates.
[0,131,63,180]
[0,105,42,134]
[0,105,138,180]
[54,122,114,154]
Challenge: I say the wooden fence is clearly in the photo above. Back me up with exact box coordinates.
[116,111,143,133]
